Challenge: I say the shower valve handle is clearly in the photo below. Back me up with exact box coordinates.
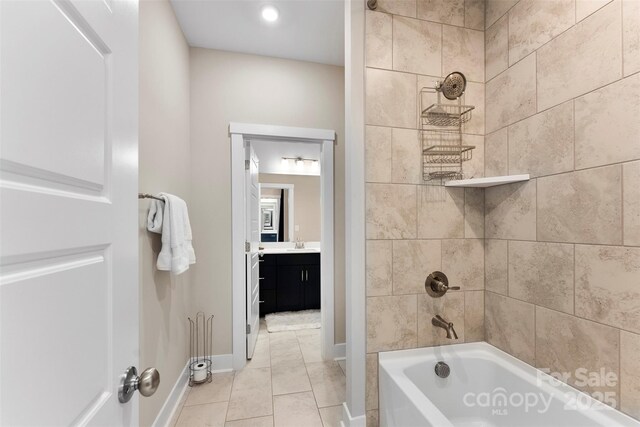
[426,272,459,297]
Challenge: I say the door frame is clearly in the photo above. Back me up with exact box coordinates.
[230,122,336,371]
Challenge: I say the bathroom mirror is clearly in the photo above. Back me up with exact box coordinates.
[260,184,293,242]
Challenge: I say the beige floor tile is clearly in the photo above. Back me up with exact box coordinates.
[176,401,228,427]
[271,358,312,395]
[273,392,323,427]
[184,372,234,407]
[306,361,347,408]
[337,359,346,375]
[225,416,274,427]
[297,329,323,364]
[319,405,343,427]
[247,334,271,369]
[226,367,273,421]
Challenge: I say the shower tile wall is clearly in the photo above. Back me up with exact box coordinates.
[364,1,485,424]
[483,0,640,420]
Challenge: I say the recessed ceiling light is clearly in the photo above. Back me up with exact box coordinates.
[261,5,279,22]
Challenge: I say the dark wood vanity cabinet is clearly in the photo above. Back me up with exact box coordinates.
[259,253,320,315]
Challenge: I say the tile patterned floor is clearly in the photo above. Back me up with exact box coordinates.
[171,321,346,427]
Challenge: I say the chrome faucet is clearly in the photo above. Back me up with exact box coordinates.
[432,315,459,339]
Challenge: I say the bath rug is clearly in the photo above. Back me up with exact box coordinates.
[265,309,321,332]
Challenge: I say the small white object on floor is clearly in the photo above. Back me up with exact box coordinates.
[265,309,321,332]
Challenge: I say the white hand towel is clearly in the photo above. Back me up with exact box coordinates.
[151,193,196,274]
[146,199,164,234]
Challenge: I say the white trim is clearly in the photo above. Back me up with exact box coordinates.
[231,134,247,371]
[230,122,336,142]
[344,0,367,422]
[333,342,346,360]
[153,354,234,427]
[260,183,295,241]
[231,125,336,371]
[340,402,366,427]
[320,139,335,360]
[152,363,189,427]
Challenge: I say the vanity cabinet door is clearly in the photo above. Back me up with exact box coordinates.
[304,265,321,309]
[276,265,305,311]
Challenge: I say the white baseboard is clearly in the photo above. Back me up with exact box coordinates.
[333,343,346,360]
[152,362,189,427]
[153,354,233,427]
[340,402,366,427]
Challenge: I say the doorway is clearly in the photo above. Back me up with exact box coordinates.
[230,123,336,371]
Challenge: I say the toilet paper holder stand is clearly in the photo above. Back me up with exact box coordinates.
[188,312,213,386]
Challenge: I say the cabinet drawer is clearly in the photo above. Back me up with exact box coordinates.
[276,253,320,266]
[260,254,277,266]
[260,290,277,315]
[259,265,277,290]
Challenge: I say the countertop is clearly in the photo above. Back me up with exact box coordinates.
[259,248,321,255]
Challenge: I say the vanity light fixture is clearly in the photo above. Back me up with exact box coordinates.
[261,5,279,22]
[282,156,318,167]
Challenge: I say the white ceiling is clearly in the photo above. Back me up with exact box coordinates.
[252,139,322,176]
[170,0,345,66]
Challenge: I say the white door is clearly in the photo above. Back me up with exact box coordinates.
[0,0,139,425]
[245,144,260,358]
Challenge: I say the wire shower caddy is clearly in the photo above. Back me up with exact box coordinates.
[188,312,214,386]
[420,79,475,184]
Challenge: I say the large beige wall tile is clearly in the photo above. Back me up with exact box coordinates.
[576,245,640,333]
[392,240,442,295]
[624,162,640,246]
[484,128,508,176]
[366,11,393,70]
[366,354,379,410]
[623,0,640,76]
[621,331,640,419]
[537,166,622,245]
[442,239,484,290]
[486,53,537,133]
[575,74,640,169]
[366,126,392,183]
[391,128,421,184]
[462,134,484,179]
[418,292,465,345]
[366,183,417,239]
[485,239,508,295]
[508,101,574,177]
[464,0,485,30]
[537,1,622,111]
[486,0,518,28]
[366,68,417,128]
[509,241,574,314]
[418,187,464,238]
[576,0,613,21]
[485,292,536,365]
[464,291,485,342]
[367,295,418,352]
[417,0,464,25]
[367,240,392,296]
[508,0,575,65]
[536,306,620,398]
[366,410,379,427]
[485,181,536,240]
[392,16,442,76]
[442,26,484,83]
[486,14,508,81]
[461,82,485,135]
[376,0,417,17]
[465,188,484,238]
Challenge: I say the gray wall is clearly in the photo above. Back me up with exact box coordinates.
[139,1,191,425]
[189,48,346,355]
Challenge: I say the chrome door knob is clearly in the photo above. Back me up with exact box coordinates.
[119,366,160,403]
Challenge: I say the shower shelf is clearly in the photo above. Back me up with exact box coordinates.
[421,103,474,127]
[444,174,530,188]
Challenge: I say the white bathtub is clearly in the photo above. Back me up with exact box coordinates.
[379,342,640,427]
